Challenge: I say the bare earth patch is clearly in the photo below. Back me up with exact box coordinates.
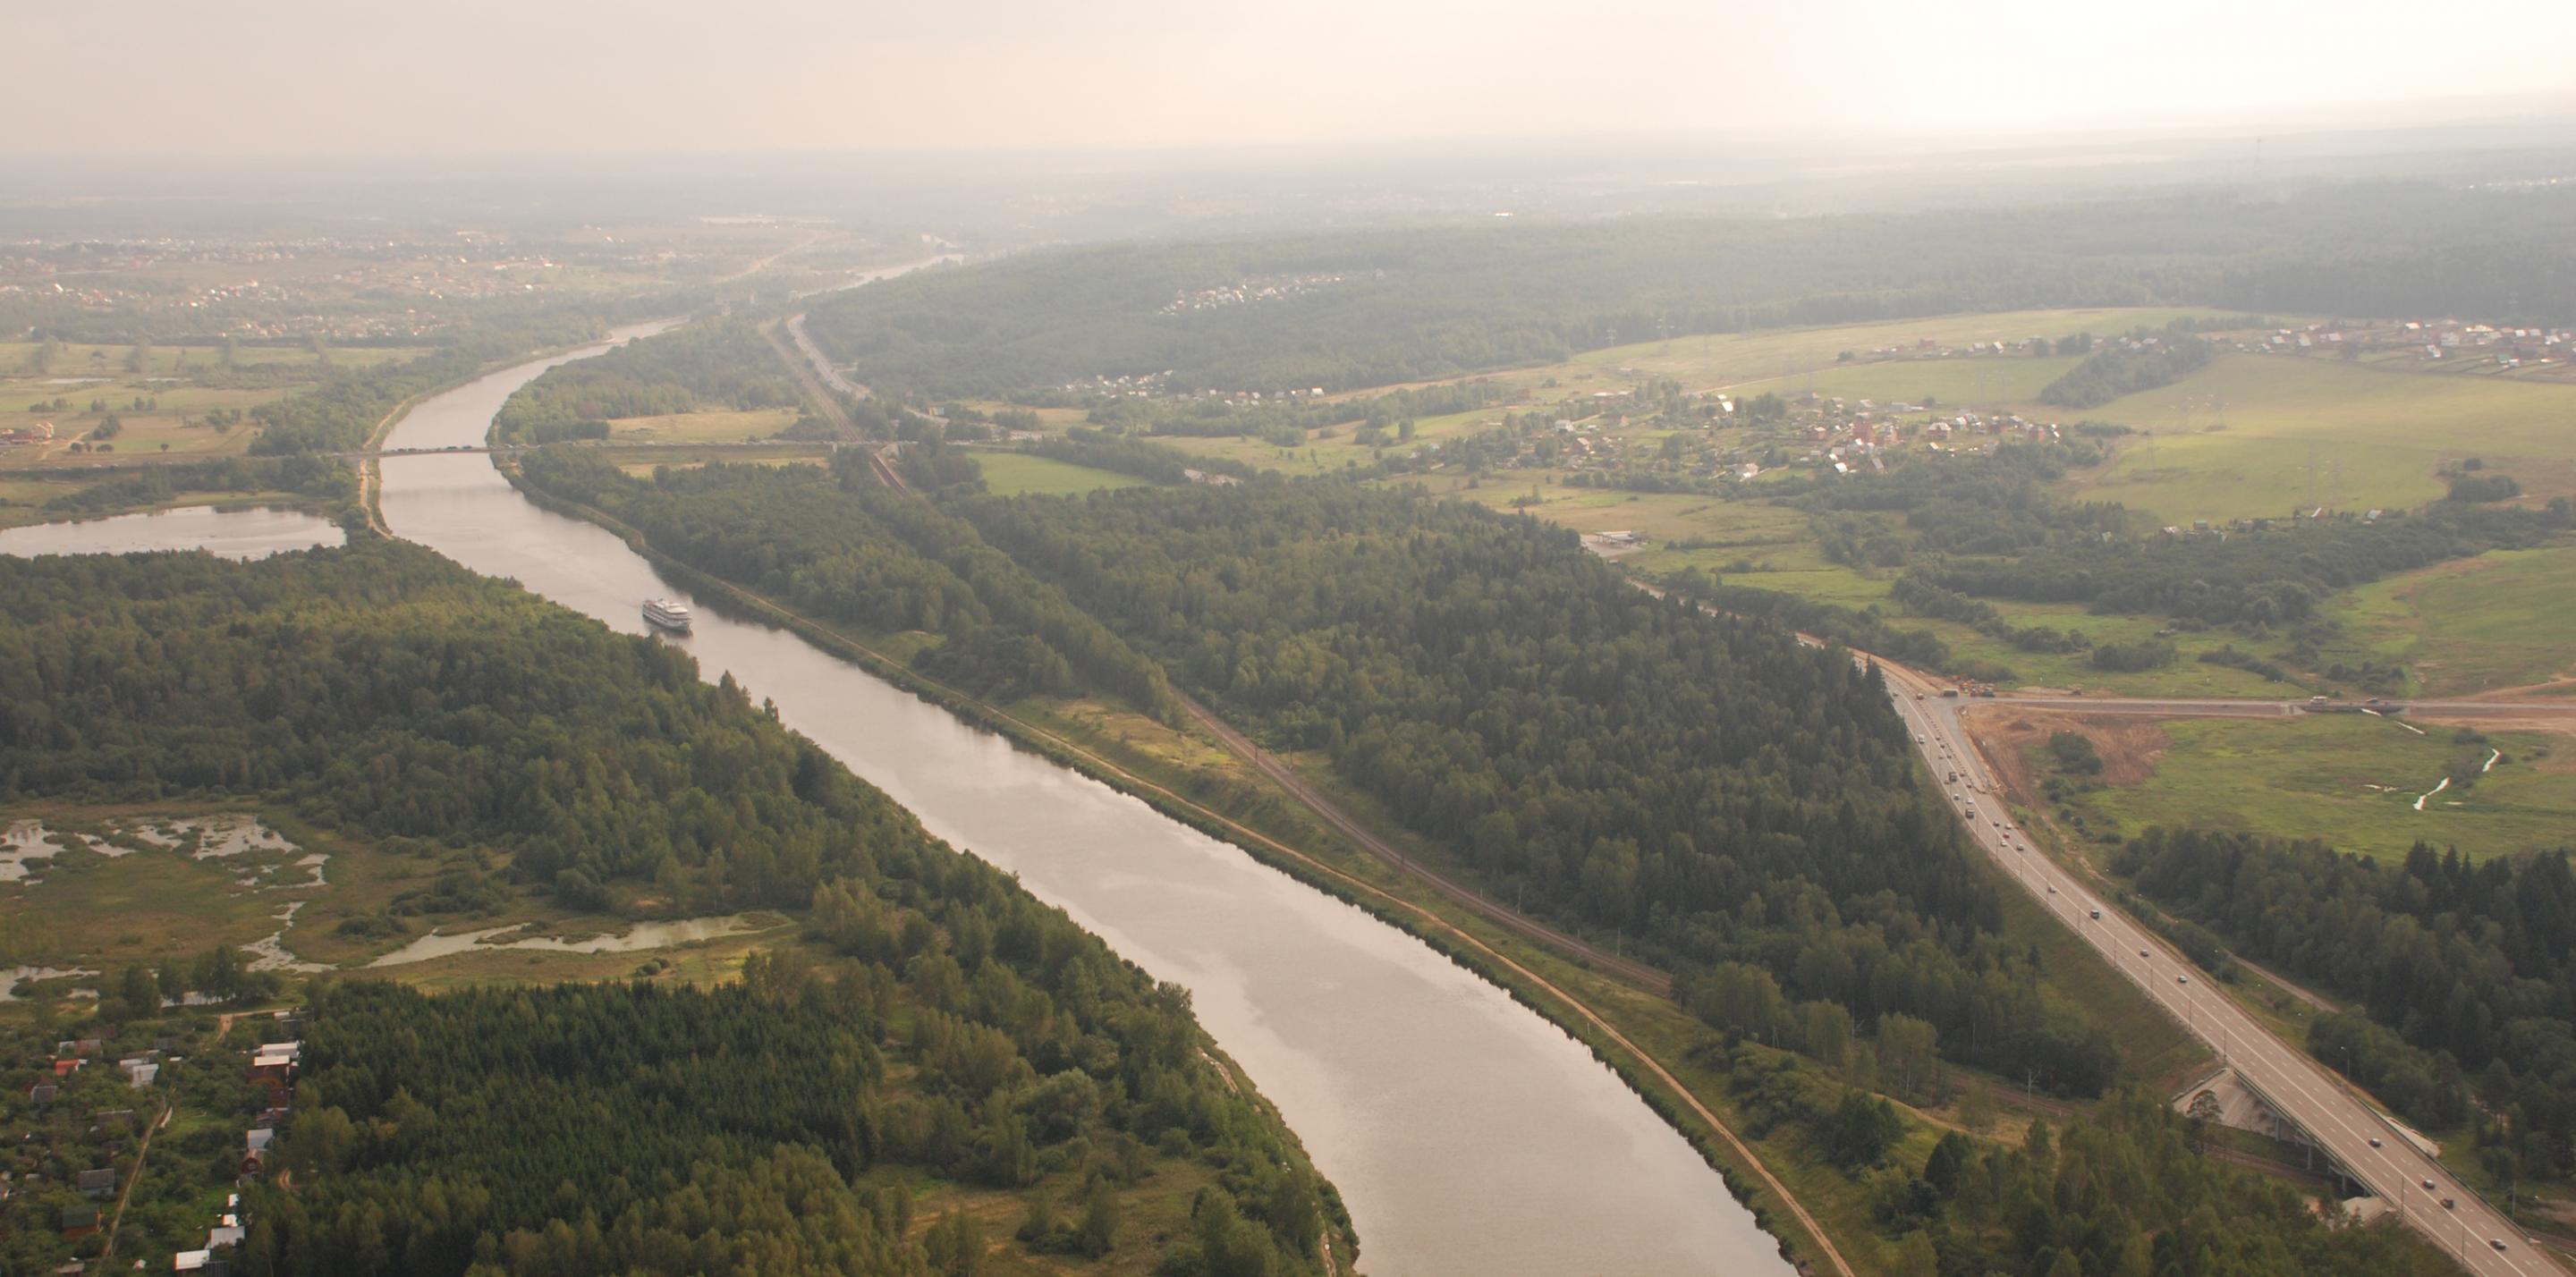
[1968,709,2174,806]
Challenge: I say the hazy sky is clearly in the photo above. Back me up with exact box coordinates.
[12,0,2576,156]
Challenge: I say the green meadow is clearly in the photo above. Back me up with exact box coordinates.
[2057,714,2575,861]
[2325,544,2576,696]
[973,450,1154,496]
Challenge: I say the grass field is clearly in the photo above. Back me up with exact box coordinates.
[1716,352,2083,410]
[973,451,1153,496]
[0,382,290,468]
[2072,353,2576,522]
[2325,543,2576,696]
[1155,430,1378,478]
[605,407,801,444]
[2024,713,2576,861]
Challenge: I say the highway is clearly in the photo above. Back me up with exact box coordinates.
[1868,657,2565,1276]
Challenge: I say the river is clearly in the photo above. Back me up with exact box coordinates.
[20,317,1792,1276]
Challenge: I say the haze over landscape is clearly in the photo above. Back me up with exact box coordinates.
[6,4,2576,1277]
[13,0,2576,155]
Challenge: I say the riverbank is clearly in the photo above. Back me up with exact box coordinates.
[497,462,1902,1275]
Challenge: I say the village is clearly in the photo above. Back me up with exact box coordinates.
[4,1007,303,1275]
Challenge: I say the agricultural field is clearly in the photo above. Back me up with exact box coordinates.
[1987,710,2576,862]
[972,450,1153,496]
[2323,544,2576,697]
[0,343,421,471]
[2072,353,2576,522]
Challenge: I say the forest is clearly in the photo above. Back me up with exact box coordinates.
[1913,499,2571,628]
[0,542,1344,1277]
[2115,829,2576,1187]
[491,318,809,444]
[516,451,1175,712]
[801,184,2576,398]
[242,976,1343,1277]
[953,481,2119,1095]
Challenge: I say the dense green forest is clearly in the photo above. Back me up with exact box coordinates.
[952,481,2117,1095]
[2117,829,2576,1188]
[0,543,1346,1276]
[515,451,1175,714]
[491,317,812,444]
[244,977,1343,1277]
[802,185,2576,397]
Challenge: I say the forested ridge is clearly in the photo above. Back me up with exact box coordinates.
[0,543,1348,1277]
[2118,829,2576,1187]
[802,184,2576,398]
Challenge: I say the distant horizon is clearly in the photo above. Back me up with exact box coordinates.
[9,0,2576,160]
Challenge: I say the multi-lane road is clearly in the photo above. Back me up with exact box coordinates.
[1868,660,2564,1275]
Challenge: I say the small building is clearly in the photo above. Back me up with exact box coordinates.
[62,1203,100,1240]
[29,1083,57,1108]
[78,1167,118,1197]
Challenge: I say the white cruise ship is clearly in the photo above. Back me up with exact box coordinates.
[641,597,693,633]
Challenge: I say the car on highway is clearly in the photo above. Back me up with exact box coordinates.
[2089,909,2102,919]
[2177,975,2190,985]
[2368,1137,2383,1148]
[2422,1179,2436,1190]
[2140,949,2151,958]
[2492,1239,2509,1252]
[2046,885,2057,894]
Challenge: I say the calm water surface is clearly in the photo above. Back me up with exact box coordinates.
[25,317,1792,1277]
[0,503,340,560]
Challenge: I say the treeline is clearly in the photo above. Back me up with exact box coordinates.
[801,184,2576,398]
[958,482,2115,1095]
[35,455,353,517]
[493,317,808,444]
[2116,829,2576,1183]
[1798,443,2127,561]
[1912,501,2571,628]
[514,451,1177,715]
[248,317,609,454]
[2038,331,2216,409]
